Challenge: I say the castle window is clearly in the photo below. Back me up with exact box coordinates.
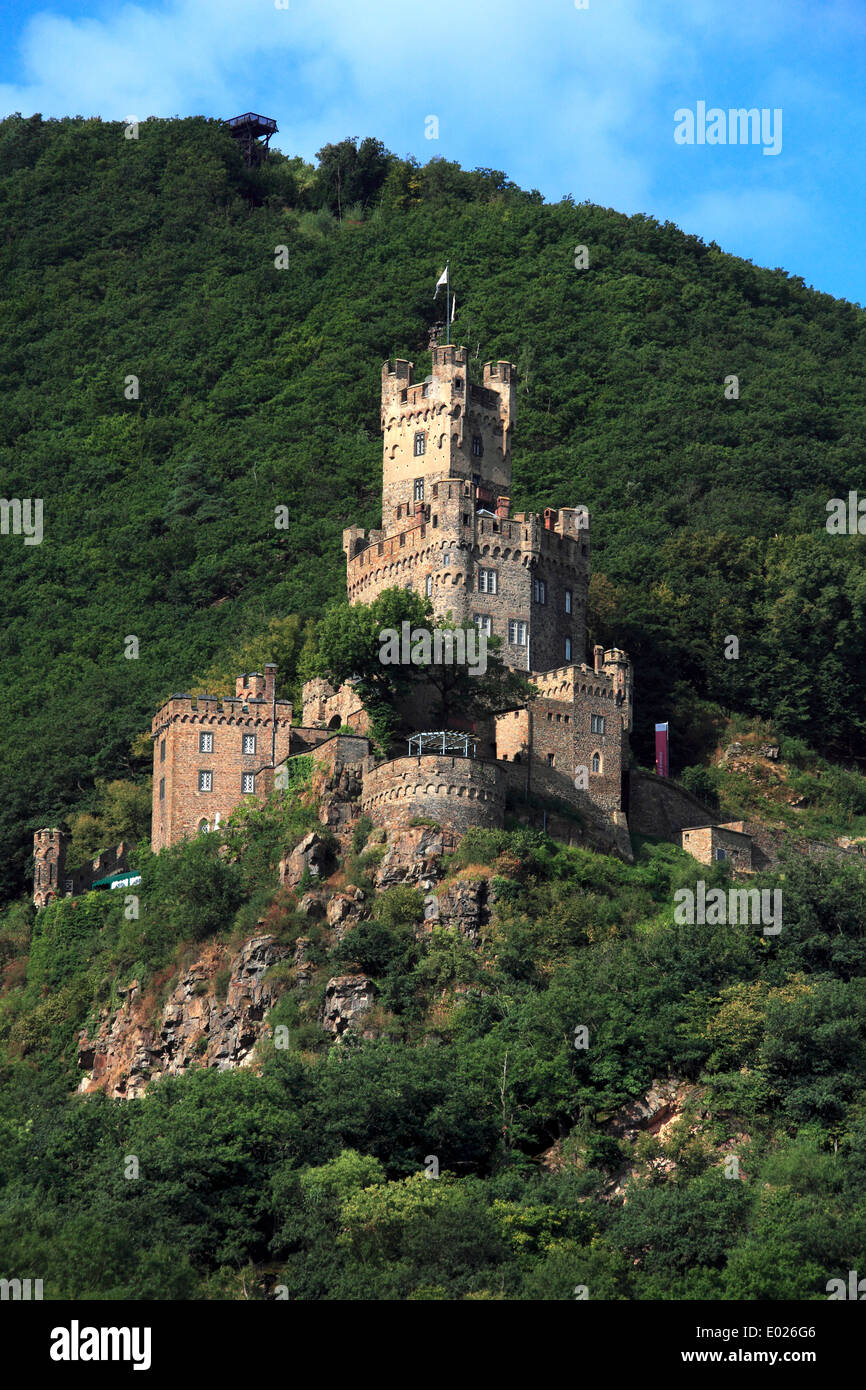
[414,434,426,457]
[547,753,555,766]
[414,477,425,500]
[463,513,470,525]
[591,714,606,734]
[533,577,547,605]
[242,773,256,794]
[592,753,602,775]
[472,436,483,457]
[565,637,573,661]
[432,515,438,528]
[243,734,257,755]
[159,777,165,801]
[426,574,433,597]
[199,771,213,792]
[508,620,528,646]
[581,544,588,556]
[199,731,213,753]
[474,614,492,636]
[478,567,497,594]
[716,847,728,862]
[442,553,451,566]
[160,739,165,762]
[198,819,209,834]
[565,589,573,614]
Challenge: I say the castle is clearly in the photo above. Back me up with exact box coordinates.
[33,344,638,905]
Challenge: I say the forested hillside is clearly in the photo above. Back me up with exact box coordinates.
[1,112,865,900]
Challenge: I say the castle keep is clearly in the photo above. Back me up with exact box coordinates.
[345,346,590,674]
[337,346,633,836]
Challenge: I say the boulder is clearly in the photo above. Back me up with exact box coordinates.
[376,825,447,888]
[322,974,376,1036]
[280,832,328,888]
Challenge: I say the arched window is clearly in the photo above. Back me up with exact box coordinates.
[591,752,602,775]
[198,818,209,835]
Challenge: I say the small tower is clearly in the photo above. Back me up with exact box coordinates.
[33,828,67,909]
[602,648,634,732]
[225,113,278,167]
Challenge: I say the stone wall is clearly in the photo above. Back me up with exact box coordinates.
[300,677,370,735]
[627,769,721,841]
[361,754,506,833]
[33,830,133,908]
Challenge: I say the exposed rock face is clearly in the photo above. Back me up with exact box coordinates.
[326,886,366,940]
[316,758,366,840]
[280,832,328,888]
[322,974,376,1037]
[375,825,450,889]
[298,892,324,918]
[607,1077,692,1143]
[77,935,293,1099]
[433,878,491,944]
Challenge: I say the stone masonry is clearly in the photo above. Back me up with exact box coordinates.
[150,664,294,849]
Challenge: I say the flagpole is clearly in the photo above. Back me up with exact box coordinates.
[446,263,450,345]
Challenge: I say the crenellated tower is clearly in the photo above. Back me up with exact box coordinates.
[33,827,67,908]
[378,345,515,531]
[345,346,592,672]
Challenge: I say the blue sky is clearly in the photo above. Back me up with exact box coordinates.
[0,0,864,305]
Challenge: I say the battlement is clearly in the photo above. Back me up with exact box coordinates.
[532,663,618,702]
[151,692,292,737]
[361,754,506,834]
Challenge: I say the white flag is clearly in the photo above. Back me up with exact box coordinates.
[434,265,448,298]
[450,294,456,322]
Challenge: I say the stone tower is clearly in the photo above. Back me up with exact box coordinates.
[344,347,590,672]
[150,664,293,851]
[33,827,67,908]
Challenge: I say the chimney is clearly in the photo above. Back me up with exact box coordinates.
[264,663,276,703]
[593,645,604,674]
